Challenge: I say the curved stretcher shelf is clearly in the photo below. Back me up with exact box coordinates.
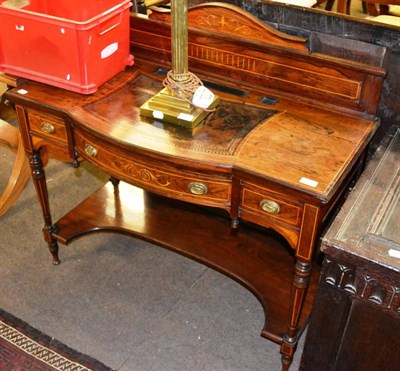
[53,181,319,344]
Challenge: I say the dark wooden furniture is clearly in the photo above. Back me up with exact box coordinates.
[300,126,400,371]
[5,4,386,370]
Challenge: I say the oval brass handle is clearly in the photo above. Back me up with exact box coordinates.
[84,144,98,158]
[260,199,281,214]
[188,182,208,195]
[40,122,55,134]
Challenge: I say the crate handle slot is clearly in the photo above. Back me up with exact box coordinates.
[99,13,123,36]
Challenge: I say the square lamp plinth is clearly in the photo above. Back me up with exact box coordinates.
[140,87,220,128]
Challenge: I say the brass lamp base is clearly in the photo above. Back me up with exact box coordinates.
[140,88,220,129]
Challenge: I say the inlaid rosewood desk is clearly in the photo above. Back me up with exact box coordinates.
[6,4,386,370]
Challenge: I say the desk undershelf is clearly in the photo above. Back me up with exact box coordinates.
[52,181,319,344]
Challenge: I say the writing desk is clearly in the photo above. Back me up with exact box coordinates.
[5,4,385,369]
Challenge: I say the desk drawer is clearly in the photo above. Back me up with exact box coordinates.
[240,183,302,226]
[75,132,231,207]
[28,110,67,144]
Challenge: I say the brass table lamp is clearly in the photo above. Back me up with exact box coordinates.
[140,0,220,128]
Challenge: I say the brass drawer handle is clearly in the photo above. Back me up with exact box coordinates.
[188,182,208,195]
[260,199,281,214]
[40,122,55,134]
[84,144,98,158]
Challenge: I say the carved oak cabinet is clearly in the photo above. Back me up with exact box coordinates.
[5,4,387,370]
[300,127,400,370]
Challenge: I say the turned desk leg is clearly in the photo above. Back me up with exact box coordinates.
[30,150,60,265]
[281,260,312,370]
[280,204,319,370]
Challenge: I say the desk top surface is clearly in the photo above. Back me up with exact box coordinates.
[8,62,378,203]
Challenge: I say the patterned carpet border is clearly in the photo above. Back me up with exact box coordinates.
[0,309,112,370]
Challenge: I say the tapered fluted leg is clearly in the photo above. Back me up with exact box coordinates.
[30,150,60,264]
[280,260,312,370]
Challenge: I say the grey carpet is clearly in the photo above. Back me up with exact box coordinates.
[0,146,305,370]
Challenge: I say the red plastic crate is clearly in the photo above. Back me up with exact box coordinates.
[0,0,134,94]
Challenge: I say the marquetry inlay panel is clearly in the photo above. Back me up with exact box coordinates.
[152,2,309,51]
[188,43,361,100]
[188,6,308,51]
[75,131,232,207]
[132,30,361,101]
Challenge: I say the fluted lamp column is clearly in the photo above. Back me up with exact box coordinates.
[171,0,188,82]
[140,0,219,129]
